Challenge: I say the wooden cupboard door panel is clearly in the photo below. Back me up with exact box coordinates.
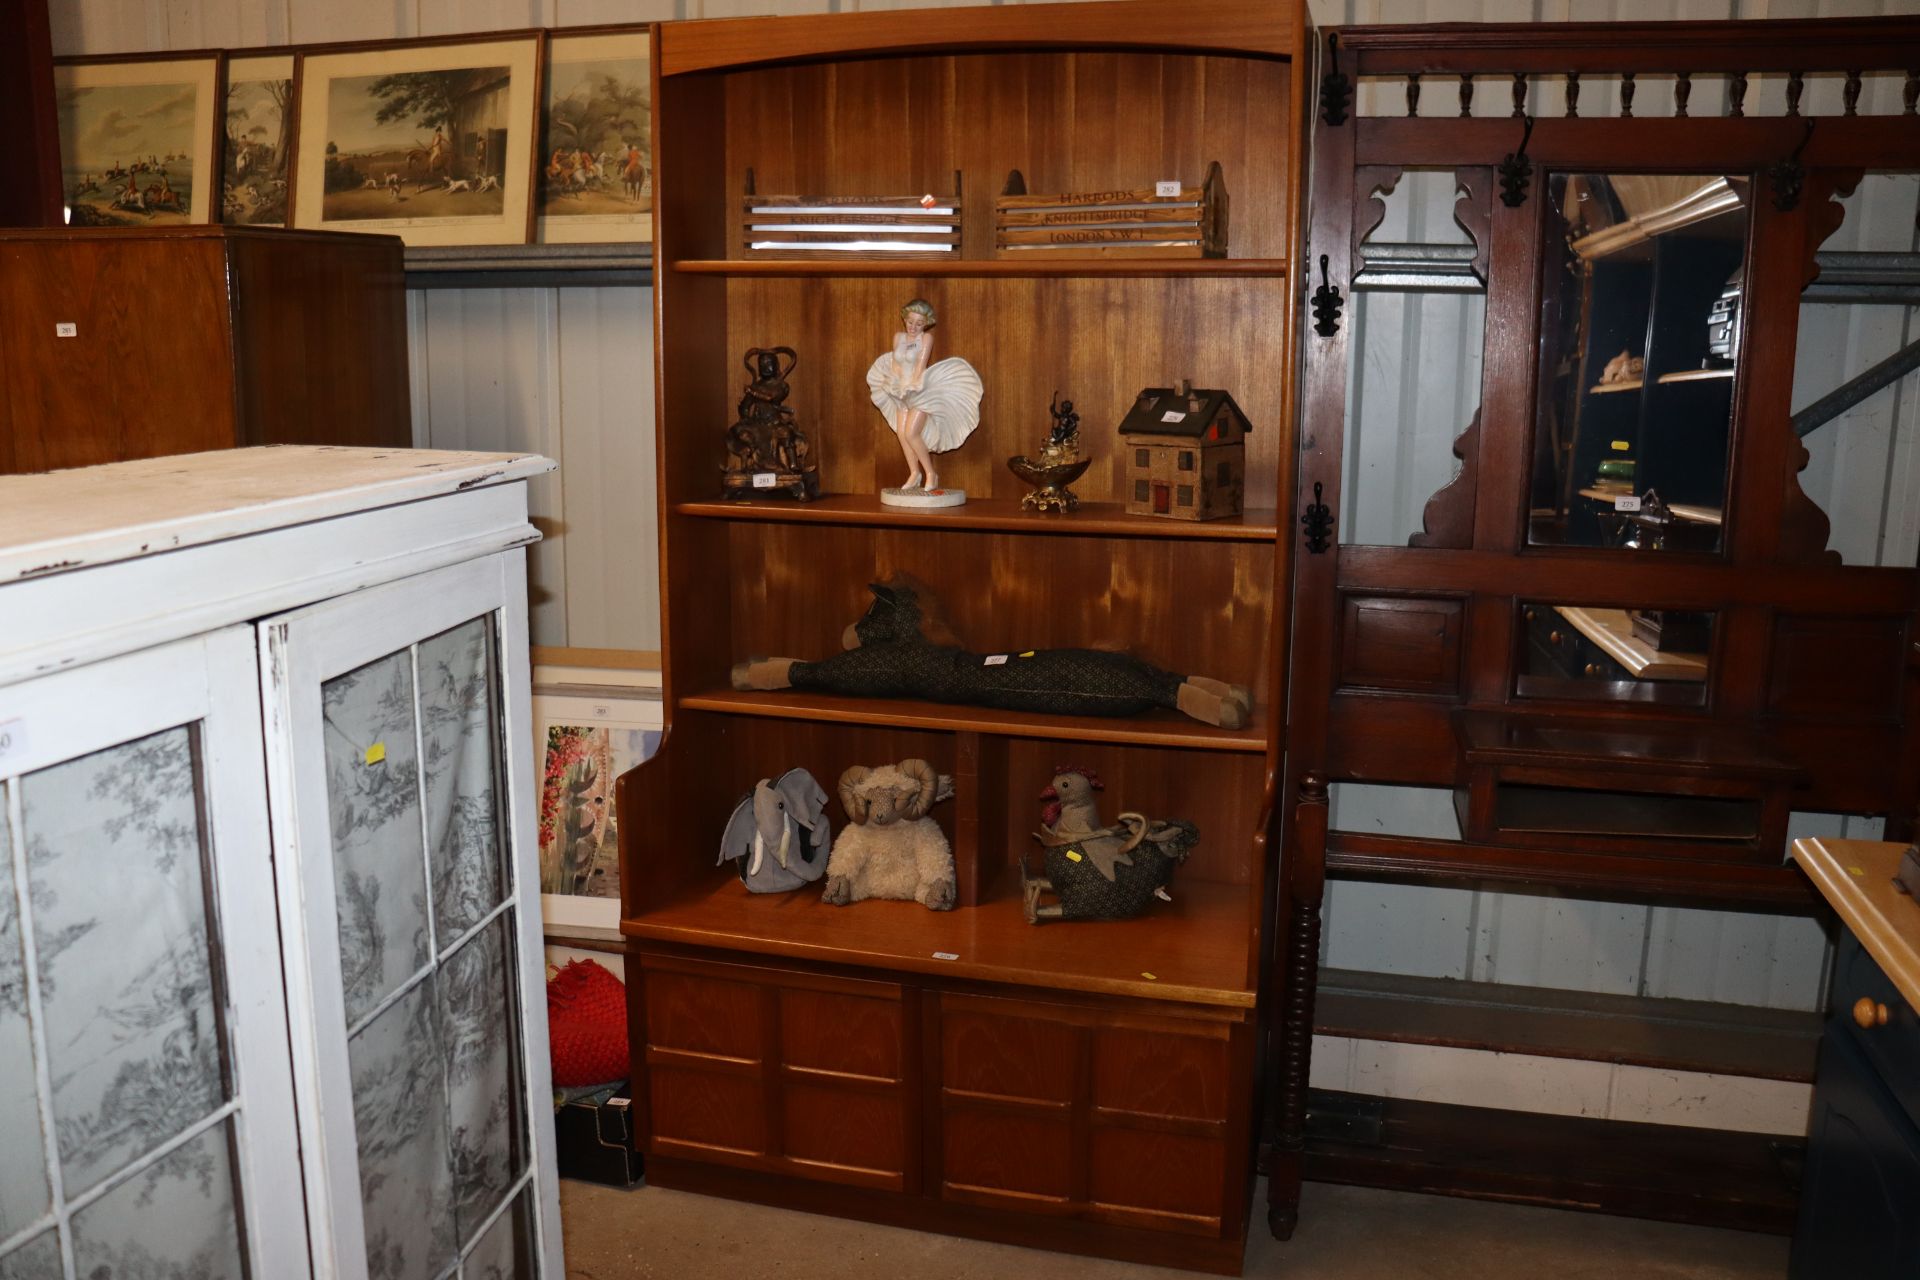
[941,1001,1079,1104]
[780,987,903,1082]
[649,1068,766,1160]
[1767,615,1904,721]
[1091,1025,1231,1124]
[644,968,764,1061]
[941,1111,1075,1209]
[1338,594,1465,695]
[782,1083,908,1190]
[1088,1128,1227,1234]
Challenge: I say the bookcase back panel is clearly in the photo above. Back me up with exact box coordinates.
[721,52,1292,261]
[718,276,1287,508]
[723,522,1276,708]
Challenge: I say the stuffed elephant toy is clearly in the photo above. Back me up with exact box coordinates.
[718,767,832,893]
[823,759,957,910]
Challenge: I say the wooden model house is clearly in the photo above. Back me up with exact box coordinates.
[1118,379,1251,520]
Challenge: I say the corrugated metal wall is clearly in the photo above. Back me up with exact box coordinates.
[52,0,1919,1044]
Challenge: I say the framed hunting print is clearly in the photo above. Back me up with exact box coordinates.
[55,55,220,226]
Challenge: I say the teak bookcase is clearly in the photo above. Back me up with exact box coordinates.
[617,1,1307,1271]
[1269,17,1920,1242]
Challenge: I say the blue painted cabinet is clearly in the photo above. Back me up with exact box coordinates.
[1791,933,1920,1279]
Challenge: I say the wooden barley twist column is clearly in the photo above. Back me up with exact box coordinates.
[1268,771,1330,1240]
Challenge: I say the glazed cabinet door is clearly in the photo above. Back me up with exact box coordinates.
[261,554,563,1279]
[0,629,307,1276]
[933,992,1244,1239]
[637,952,916,1192]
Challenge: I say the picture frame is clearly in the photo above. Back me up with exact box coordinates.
[537,26,653,245]
[292,32,543,246]
[54,53,222,226]
[534,683,662,932]
[219,51,298,226]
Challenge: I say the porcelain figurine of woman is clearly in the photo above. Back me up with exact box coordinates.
[865,298,983,508]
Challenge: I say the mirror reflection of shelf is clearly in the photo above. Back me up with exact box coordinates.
[1555,606,1709,682]
[1657,368,1737,385]
[1589,381,1644,395]
[1570,176,1746,260]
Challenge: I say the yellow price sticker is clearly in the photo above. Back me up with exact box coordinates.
[1141,972,1158,981]
[1848,865,1867,876]
[1611,440,1630,451]
[364,742,386,766]
[1065,849,1083,862]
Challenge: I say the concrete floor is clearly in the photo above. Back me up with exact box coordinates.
[559,1177,1790,1279]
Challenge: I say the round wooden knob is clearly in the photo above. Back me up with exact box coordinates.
[1854,997,1890,1029]
[1524,608,1537,622]
[1549,630,1563,644]
[1585,663,1599,677]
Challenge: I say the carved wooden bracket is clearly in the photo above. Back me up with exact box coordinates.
[1452,166,1494,287]
[1352,166,1403,276]
[1409,410,1481,550]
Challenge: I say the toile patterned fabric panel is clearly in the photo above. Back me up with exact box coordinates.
[68,1121,245,1279]
[0,1230,61,1279]
[21,728,227,1199]
[349,975,457,1280]
[442,913,524,1243]
[324,650,432,1026]
[418,617,509,943]
[465,1186,537,1280]
[0,781,53,1242]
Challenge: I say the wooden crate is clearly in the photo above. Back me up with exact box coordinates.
[994,162,1227,258]
[743,169,961,259]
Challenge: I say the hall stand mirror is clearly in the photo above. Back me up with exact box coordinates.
[1269,19,1920,1241]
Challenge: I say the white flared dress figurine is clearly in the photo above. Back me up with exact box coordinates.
[866,298,982,507]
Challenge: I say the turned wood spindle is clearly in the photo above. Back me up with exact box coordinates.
[1621,70,1636,117]
[1675,70,1691,118]
[1511,72,1528,117]
[1728,72,1747,118]
[1843,71,1863,117]
[1787,70,1805,117]
[1407,73,1421,117]
[1459,74,1474,117]
[1564,71,1580,117]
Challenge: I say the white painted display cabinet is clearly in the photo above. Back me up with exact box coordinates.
[0,447,563,1280]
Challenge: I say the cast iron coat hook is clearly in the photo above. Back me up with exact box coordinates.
[1310,255,1344,338]
[1770,118,1816,212]
[1498,114,1536,208]
[1320,32,1352,126]
[1302,482,1334,553]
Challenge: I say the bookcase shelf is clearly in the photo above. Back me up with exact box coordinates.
[675,493,1281,541]
[679,688,1266,753]
[672,257,1290,279]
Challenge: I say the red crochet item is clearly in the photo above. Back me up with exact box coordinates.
[547,960,629,1087]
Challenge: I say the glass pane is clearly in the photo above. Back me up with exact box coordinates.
[0,783,52,1239]
[464,1186,536,1280]
[349,978,456,1280]
[1515,604,1714,708]
[442,914,524,1244]
[324,650,431,1025]
[69,1121,245,1280]
[418,618,508,940]
[1528,173,1748,551]
[0,1231,61,1279]
[21,728,226,1197]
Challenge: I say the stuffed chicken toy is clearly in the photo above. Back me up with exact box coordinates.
[1024,766,1199,923]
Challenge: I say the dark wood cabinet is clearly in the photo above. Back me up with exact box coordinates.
[1270,17,1920,1240]
[1792,933,1920,1280]
[0,226,410,474]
